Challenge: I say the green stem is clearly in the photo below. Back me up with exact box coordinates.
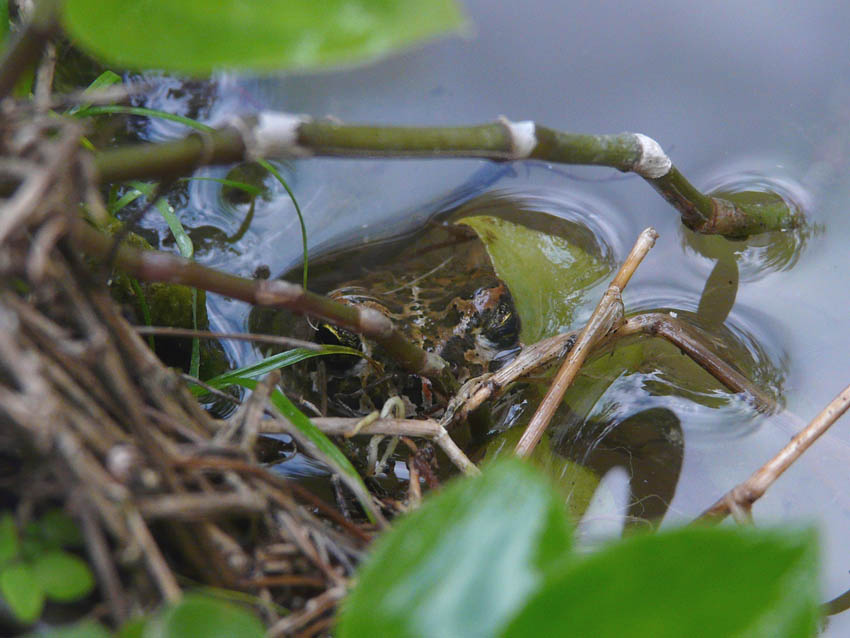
[93,115,804,239]
[0,0,61,100]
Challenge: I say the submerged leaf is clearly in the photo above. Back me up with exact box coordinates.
[62,0,466,75]
[459,215,608,343]
[337,459,573,638]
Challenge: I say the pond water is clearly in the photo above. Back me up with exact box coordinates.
[135,0,850,629]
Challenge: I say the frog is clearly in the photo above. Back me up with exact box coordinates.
[249,220,522,419]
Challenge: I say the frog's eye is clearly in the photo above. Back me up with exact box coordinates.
[482,300,520,349]
[315,323,362,371]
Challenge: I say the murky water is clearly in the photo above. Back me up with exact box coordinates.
[133,1,850,630]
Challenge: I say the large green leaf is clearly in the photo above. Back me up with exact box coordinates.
[502,526,820,638]
[0,512,18,565]
[32,550,95,602]
[0,562,44,623]
[337,459,573,638]
[459,215,609,343]
[144,593,264,638]
[25,620,112,638]
[62,0,465,75]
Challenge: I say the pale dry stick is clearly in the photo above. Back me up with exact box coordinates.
[136,492,268,521]
[124,506,182,602]
[441,329,579,427]
[134,325,323,351]
[74,492,128,624]
[446,309,778,428]
[515,228,659,457]
[267,585,347,638]
[697,381,850,523]
[215,369,279,446]
[267,416,480,476]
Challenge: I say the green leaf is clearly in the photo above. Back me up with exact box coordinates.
[337,459,573,638]
[145,593,264,638]
[152,197,193,260]
[117,618,147,638]
[0,512,19,565]
[458,215,609,343]
[62,0,466,75]
[194,345,364,395]
[25,620,112,638]
[0,562,44,623]
[502,526,820,638]
[32,550,95,602]
[33,509,84,549]
[0,1,9,47]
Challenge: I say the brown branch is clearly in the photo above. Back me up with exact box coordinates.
[515,228,657,457]
[696,381,850,523]
[72,222,456,394]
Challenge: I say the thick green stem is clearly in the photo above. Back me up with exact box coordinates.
[93,115,804,239]
[73,223,457,395]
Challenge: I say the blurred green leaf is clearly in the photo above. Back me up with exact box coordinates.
[117,618,147,638]
[34,509,84,549]
[337,459,573,638]
[25,620,112,638]
[62,0,466,75]
[459,215,608,342]
[0,1,8,46]
[502,526,820,638]
[0,512,19,565]
[145,593,264,638]
[0,562,44,623]
[32,550,95,602]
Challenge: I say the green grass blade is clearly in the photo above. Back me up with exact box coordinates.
[257,159,309,288]
[233,378,380,524]
[193,345,363,396]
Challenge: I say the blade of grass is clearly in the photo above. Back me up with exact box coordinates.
[233,377,383,526]
[257,159,308,289]
[179,176,264,198]
[192,345,365,396]
[129,278,155,349]
[108,187,145,216]
[73,105,215,131]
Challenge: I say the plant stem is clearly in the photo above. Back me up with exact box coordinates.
[0,0,61,100]
[73,222,457,395]
[94,114,804,239]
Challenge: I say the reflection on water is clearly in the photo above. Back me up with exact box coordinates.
[682,159,816,280]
